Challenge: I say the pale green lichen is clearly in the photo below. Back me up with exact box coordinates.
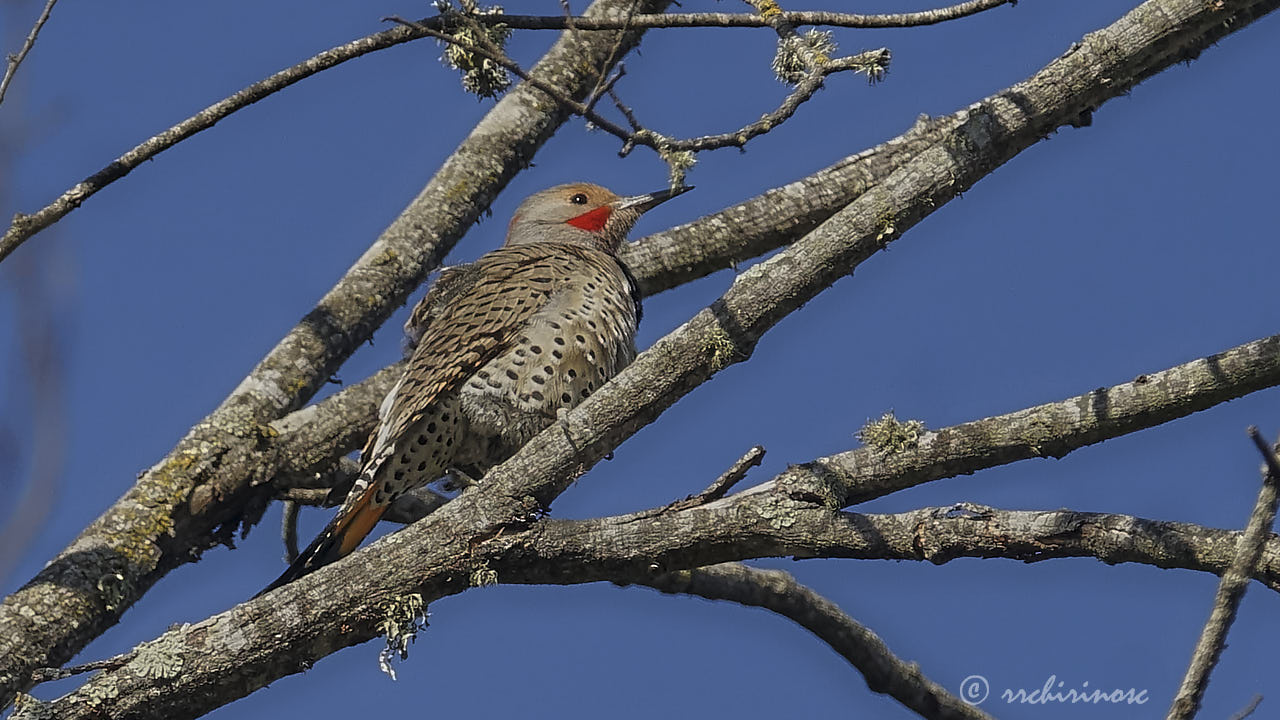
[661,149,697,188]
[110,455,194,568]
[378,594,429,680]
[82,675,120,708]
[131,636,185,680]
[436,3,512,98]
[772,30,836,84]
[858,412,926,455]
[756,496,799,530]
[706,327,737,373]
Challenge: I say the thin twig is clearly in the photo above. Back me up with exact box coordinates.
[281,500,301,563]
[581,0,640,115]
[435,4,1016,32]
[277,488,330,506]
[389,15,887,158]
[583,65,625,117]
[0,0,1009,263]
[278,486,450,526]
[1250,427,1280,478]
[30,652,135,685]
[1228,695,1263,720]
[0,0,58,109]
[388,15,637,141]
[620,51,889,155]
[665,446,765,511]
[0,22,421,264]
[608,88,643,131]
[1168,427,1280,719]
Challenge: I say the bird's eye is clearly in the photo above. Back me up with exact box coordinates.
[570,193,589,205]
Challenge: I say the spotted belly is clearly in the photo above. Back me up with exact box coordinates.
[453,303,636,476]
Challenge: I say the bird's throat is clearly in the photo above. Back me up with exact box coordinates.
[566,206,613,232]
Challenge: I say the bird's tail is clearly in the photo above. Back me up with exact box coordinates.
[255,482,388,598]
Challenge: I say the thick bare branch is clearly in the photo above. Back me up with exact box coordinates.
[23,0,1280,712]
[636,563,993,720]
[765,334,1280,510]
[300,333,1280,550]
[620,114,954,296]
[1168,429,1280,719]
[501,502,1280,595]
[281,0,1280,518]
[0,0,672,705]
[253,121,970,500]
[34,495,1280,719]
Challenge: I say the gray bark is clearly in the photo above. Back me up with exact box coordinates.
[11,0,1280,715]
[0,0,674,705]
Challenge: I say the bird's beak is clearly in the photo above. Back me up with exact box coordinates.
[613,185,694,213]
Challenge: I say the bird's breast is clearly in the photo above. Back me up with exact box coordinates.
[454,260,639,472]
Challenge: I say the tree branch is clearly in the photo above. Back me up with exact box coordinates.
[1,16,415,264]
[424,4,1018,32]
[0,0,58,109]
[24,0,1280,702]
[214,0,1280,599]
[635,563,993,720]
[387,14,889,157]
[621,51,889,155]
[285,332,1280,562]
[0,96,948,703]
[766,333,1280,510]
[620,112,954,297]
[0,0,673,705]
[1168,429,1280,719]
[255,116,974,502]
[35,497,1280,719]
[8,0,1278,711]
[663,446,766,511]
[0,0,1014,264]
[495,503,1280,595]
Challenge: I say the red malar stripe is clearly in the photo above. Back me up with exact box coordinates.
[566,206,612,232]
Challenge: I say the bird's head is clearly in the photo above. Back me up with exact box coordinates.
[505,182,692,253]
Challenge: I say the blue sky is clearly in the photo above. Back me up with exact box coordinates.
[2,1,1279,718]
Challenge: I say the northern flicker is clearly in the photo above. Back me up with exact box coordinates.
[260,182,691,595]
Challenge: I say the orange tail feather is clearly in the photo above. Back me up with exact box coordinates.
[256,488,388,597]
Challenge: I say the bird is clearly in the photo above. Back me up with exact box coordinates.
[259,182,692,595]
